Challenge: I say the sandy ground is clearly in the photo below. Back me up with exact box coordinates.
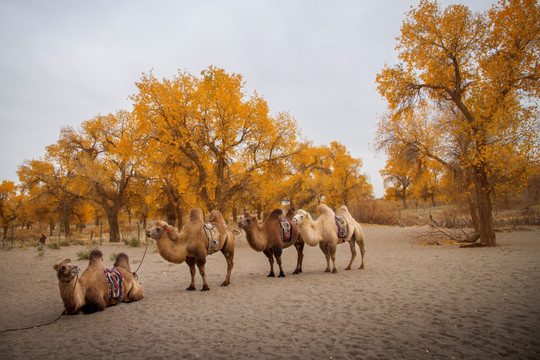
[0,225,539,359]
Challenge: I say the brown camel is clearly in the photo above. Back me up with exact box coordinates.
[53,250,143,315]
[292,204,365,273]
[238,208,304,277]
[145,208,235,291]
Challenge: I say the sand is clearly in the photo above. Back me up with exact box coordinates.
[0,225,539,359]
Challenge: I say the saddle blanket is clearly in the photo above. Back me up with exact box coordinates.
[334,215,350,239]
[279,217,293,243]
[203,224,220,252]
[104,268,124,302]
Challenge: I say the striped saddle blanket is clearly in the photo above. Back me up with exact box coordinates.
[203,224,220,252]
[104,268,124,302]
[335,215,350,239]
[279,217,293,243]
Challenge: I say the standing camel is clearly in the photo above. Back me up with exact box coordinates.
[238,208,304,277]
[292,204,365,273]
[146,208,235,291]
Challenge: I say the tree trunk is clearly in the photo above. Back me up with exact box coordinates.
[176,207,184,229]
[107,212,121,242]
[63,213,71,238]
[2,225,7,240]
[473,168,496,246]
[49,221,55,237]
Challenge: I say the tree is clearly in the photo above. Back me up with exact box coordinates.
[0,181,19,239]
[51,110,149,242]
[18,159,88,237]
[376,0,539,246]
[132,66,301,213]
[322,141,372,208]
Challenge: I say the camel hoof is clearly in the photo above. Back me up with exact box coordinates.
[292,269,302,275]
[221,282,229,287]
[359,265,365,270]
[186,286,196,291]
[345,266,352,270]
[201,286,210,291]
[324,269,331,273]
[278,273,285,278]
[267,273,275,277]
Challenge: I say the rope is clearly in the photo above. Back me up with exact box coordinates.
[0,273,79,333]
[131,234,150,278]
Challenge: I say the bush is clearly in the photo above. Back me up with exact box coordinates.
[348,199,400,225]
[123,237,140,247]
[76,245,99,260]
[47,242,60,250]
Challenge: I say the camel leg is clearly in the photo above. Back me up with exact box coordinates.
[293,241,304,274]
[83,287,106,313]
[126,280,144,301]
[263,248,275,277]
[357,236,366,270]
[327,241,338,273]
[221,248,234,286]
[273,246,285,277]
[319,242,331,272]
[345,239,356,270]
[196,256,210,291]
[185,257,197,291]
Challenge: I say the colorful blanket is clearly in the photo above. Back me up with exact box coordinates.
[334,215,350,239]
[203,224,220,252]
[104,268,124,302]
[279,217,293,243]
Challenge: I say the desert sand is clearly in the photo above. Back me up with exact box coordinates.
[0,225,539,359]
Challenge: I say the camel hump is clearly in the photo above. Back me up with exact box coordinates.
[318,204,335,216]
[209,209,225,224]
[113,252,130,269]
[285,208,296,219]
[89,250,104,264]
[189,208,204,222]
[337,205,350,215]
[268,209,283,220]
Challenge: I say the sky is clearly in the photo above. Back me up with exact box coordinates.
[0,0,496,198]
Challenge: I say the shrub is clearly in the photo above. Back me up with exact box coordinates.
[76,245,99,260]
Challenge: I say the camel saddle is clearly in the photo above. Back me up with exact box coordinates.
[279,217,293,243]
[104,268,124,303]
[203,224,220,252]
[334,215,349,239]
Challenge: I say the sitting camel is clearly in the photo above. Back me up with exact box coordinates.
[292,204,365,273]
[238,208,304,277]
[53,250,143,315]
[146,208,235,291]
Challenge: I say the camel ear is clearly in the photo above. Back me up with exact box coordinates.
[53,264,59,271]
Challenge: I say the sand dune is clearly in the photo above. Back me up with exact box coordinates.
[0,225,539,359]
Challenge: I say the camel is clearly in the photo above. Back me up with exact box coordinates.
[145,208,235,291]
[238,208,304,277]
[53,250,143,315]
[292,204,365,273]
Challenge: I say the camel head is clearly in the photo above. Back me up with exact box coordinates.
[53,259,80,282]
[292,209,312,226]
[238,212,257,230]
[146,220,178,241]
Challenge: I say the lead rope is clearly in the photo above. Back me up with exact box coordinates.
[0,273,79,333]
[131,234,150,279]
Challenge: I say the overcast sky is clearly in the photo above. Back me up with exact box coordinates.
[0,0,495,198]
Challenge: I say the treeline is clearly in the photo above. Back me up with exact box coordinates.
[1,67,372,241]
